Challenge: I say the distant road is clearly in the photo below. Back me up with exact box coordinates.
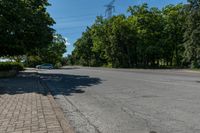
[39,67,200,133]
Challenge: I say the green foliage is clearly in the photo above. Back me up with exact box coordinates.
[183,0,200,68]
[162,4,186,66]
[54,62,62,69]
[0,62,24,71]
[25,56,42,67]
[73,28,94,66]
[39,34,67,65]
[0,0,55,56]
[191,61,200,69]
[65,55,75,66]
[71,2,198,68]
[102,15,135,68]
[128,4,164,67]
[60,57,68,66]
[25,34,66,67]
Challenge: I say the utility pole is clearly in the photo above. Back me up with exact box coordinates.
[105,0,116,19]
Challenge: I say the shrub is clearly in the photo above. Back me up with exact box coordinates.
[24,56,42,67]
[191,61,200,69]
[54,62,62,69]
[0,62,24,71]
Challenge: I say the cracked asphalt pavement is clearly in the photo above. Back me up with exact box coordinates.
[38,67,200,133]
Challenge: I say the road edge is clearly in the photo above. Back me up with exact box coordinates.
[39,80,75,133]
[182,69,200,74]
[39,77,75,133]
[18,70,75,133]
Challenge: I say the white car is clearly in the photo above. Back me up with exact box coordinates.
[36,64,53,69]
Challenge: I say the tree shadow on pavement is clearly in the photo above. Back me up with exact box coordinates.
[39,73,102,96]
[39,74,102,96]
[0,72,102,96]
[0,75,44,95]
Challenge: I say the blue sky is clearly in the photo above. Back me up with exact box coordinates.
[47,0,187,56]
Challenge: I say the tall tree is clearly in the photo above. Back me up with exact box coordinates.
[162,4,186,66]
[71,3,194,69]
[40,34,66,64]
[26,34,67,66]
[184,0,200,68]
[73,28,94,66]
[128,4,164,67]
[0,0,55,56]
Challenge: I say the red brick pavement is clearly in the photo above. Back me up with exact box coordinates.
[0,76,73,133]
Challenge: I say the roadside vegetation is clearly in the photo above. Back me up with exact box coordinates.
[0,0,66,70]
[69,1,200,69]
[0,62,24,71]
[1,0,199,70]
[0,62,24,78]
[24,34,67,68]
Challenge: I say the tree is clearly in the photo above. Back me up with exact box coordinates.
[184,0,200,68]
[128,4,164,67]
[102,15,138,68]
[71,3,194,69]
[0,0,55,56]
[40,34,66,64]
[73,28,95,66]
[25,34,67,66]
[90,16,109,66]
[162,4,186,66]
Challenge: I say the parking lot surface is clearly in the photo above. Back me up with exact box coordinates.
[39,67,200,133]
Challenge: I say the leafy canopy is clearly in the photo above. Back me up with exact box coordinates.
[0,0,55,56]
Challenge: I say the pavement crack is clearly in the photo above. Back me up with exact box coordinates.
[62,96,102,133]
[121,106,153,131]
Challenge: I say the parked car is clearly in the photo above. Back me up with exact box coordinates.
[36,64,53,69]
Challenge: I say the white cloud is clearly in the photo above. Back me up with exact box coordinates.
[64,37,71,46]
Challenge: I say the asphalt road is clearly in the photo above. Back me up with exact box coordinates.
[38,67,200,133]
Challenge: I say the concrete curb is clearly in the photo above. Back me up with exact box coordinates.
[40,80,75,133]
[26,68,75,133]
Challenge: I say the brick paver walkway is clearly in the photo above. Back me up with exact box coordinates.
[0,76,65,133]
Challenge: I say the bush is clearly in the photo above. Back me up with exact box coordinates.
[54,62,62,69]
[25,56,42,67]
[191,61,200,69]
[0,62,24,71]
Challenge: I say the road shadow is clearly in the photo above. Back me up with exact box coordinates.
[39,73,102,96]
[0,72,102,96]
[0,74,45,95]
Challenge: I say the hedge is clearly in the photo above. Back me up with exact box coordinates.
[0,62,24,71]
